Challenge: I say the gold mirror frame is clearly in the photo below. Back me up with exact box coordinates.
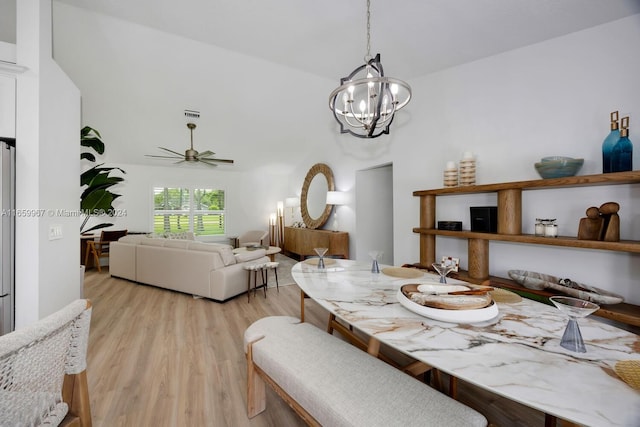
[300,163,335,229]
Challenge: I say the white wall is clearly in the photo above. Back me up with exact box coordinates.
[52,5,640,306]
[392,14,640,304]
[15,0,80,326]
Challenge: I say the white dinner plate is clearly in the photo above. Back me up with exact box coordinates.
[396,288,499,324]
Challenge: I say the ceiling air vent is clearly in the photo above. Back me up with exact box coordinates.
[184,109,200,121]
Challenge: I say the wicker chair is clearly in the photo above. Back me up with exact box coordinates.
[0,299,93,426]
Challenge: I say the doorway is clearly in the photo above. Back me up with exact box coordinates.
[355,163,393,265]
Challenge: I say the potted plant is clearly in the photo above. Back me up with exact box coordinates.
[80,126,126,234]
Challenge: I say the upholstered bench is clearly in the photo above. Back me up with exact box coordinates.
[244,316,487,427]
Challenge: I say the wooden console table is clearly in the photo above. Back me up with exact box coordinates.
[283,227,349,260]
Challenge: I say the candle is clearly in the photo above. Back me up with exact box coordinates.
[446,161,456,170]
[545,222,558,238]
[462,151,474,160]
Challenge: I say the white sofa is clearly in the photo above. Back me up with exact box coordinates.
[109,235,270,302]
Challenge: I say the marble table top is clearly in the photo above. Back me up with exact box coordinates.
[292,259,640,427]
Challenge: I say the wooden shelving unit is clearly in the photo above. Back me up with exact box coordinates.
[413,170,640,327]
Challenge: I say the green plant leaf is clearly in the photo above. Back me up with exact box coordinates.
[81,188,115,211]
[80,126,126,233]
[81,126,105,156]
[82,223,114,234]
[81,152,96,162]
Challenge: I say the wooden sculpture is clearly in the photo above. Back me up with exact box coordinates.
[577,202,620,242]
[599,202,620,242]
[577,206,603,240]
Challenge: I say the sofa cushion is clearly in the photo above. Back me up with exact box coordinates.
[162,239,191,249]
[140,238,167,247]
[188,242,236,266]
[118,235,145,244]
[235,248,267,263]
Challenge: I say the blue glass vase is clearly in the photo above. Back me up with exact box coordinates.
[602,111,619,173]
[611,116,633,173]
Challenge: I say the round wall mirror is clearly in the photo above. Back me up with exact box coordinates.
[300,163,335,229]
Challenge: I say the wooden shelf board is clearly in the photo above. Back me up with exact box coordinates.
[413,170,640,196]
[412,228,640,253]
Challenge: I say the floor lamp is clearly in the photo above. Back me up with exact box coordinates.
[277,201,284,248]
[269,213,277,246]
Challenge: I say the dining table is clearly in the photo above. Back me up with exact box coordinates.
[291,259,640,427]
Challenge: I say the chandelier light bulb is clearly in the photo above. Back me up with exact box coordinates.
[328,0,412,138]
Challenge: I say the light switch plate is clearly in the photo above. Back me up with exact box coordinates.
[48,225,63,240]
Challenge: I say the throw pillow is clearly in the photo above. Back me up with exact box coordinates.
[218,246,236,266]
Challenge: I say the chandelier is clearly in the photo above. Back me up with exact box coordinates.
[328,0,412,138]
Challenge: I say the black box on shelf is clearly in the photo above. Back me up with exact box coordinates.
[470,206,498,232]
[437,221,463,231]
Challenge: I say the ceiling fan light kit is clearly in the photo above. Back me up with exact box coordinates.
[146,121,234,167]
[328,0,412,138]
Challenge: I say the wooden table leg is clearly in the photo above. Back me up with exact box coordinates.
[300,290,306,322]
[545,414,557,427]
[366,336,381,357]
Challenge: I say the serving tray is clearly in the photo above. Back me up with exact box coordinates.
[397,284,499,324]
[508,269,624,305]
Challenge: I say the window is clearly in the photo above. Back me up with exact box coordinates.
[153,187,226,236]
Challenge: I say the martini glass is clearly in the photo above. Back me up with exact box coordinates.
[314,247,328,270]
[432,263,455,284]
[368,250,383,274]
[549,296,599,353]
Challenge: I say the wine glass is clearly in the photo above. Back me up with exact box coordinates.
[549,296,599,353]
[432,263,455,283]
[368,250,383,274]
[314,247,328,270]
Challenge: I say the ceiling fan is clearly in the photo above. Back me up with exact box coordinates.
[146,122,234,166]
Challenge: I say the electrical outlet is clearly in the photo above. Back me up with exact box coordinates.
[48,225,63,240]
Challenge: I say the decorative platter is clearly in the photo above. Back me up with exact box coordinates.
[397,284,499,324]
[382,267,424,279]
[508,270,624,305]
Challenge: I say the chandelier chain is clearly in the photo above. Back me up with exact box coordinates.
[365,0,371,62]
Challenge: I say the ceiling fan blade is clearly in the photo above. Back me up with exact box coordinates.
[199,156,234,164]
[146,154,182,159]
[159,147,185,156]
[198,159,219,167]
[198,150,215,157]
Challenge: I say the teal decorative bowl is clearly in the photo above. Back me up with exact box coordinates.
[534,157,584,179]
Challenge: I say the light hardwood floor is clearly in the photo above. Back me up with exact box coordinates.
[84,266,561,427]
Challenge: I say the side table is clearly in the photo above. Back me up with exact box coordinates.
[244,262,267,302]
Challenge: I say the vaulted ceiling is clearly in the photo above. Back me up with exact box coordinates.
[54,0,640,80]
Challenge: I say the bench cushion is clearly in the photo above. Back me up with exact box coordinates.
[244,316,487,427]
